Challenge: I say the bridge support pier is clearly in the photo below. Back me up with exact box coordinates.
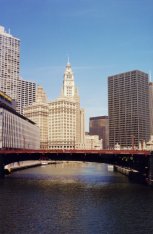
[148,154,153,185]
[0,156,5,178]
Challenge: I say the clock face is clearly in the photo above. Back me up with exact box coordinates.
[66,81,71,85]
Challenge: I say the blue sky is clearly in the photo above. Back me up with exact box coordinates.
[0,0,153,130]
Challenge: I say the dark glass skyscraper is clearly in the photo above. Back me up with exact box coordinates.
[89,116,109,149]
[108,70,150,149]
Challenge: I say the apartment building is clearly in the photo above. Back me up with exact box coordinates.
[108,70,150,148]
[17,79,36,114]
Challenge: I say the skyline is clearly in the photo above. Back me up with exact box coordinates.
[0,0,153,130]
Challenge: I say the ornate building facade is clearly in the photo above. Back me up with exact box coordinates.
[24,62,85,149]
[48,62,85,149]
[24,86,48,149]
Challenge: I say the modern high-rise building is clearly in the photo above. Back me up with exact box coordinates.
[89,116,109,149]
[149,82,153,136]
[17,78,36,114]
[48,62,85,149]
[108,70,150,149]
[0,25,37,115]
[0,26,20,101]
[24,85,48,149]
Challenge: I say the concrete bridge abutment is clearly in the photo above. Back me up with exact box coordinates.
[148,154,153,185]
[0,156,5,178]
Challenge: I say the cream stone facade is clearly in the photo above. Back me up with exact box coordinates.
[48,62,85,149]
[24,62,85,149]
[24,86,48,149]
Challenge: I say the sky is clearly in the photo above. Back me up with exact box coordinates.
[0,0,153,130]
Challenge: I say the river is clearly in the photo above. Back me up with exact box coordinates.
[0,161,153,234]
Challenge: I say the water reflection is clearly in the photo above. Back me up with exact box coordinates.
[8,161,128,185]
[0,162,153,234]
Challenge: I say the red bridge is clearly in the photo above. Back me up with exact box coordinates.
[0,149,153,184]
[0,149,150,156]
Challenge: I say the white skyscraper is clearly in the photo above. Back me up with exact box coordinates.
[0,25,37,115]
[0,26,20,101]
[48,61,85,149]
[24,61,85,149]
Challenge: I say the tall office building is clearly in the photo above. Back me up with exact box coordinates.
[149,82,153,136]
[24,85,48,149]
[0,25,37,115]
[108,70,150,149]
[48,61,85,149]
[0,26,20,101]
[17,78,36,114]
[89,116,109,149]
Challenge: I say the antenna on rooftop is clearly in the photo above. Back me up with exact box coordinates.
[149,70,152,82]
[66,53,70,65]
[67,55,70,64]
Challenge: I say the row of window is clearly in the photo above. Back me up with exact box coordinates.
[0,108,40,149]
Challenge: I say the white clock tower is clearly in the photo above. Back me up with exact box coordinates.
[63,60,75,97]
[48,61,85,150]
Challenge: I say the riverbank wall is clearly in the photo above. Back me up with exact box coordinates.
[5,161,42,174]
[4,160,61,175]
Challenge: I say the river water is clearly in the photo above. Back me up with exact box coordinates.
[0,161,153,234]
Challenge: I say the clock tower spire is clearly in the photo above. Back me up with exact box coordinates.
[63,60,75,98]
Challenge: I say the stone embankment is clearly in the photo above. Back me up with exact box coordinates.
[4,160,63,175]
[5,161,42,174]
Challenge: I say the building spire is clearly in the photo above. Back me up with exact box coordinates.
[63,61,75,98]
[67,55,71,66]
[149,70,152,82]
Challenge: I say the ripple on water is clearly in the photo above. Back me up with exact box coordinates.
[0,162,153,234]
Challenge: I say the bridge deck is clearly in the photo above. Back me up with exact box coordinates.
[0,149,151,156]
